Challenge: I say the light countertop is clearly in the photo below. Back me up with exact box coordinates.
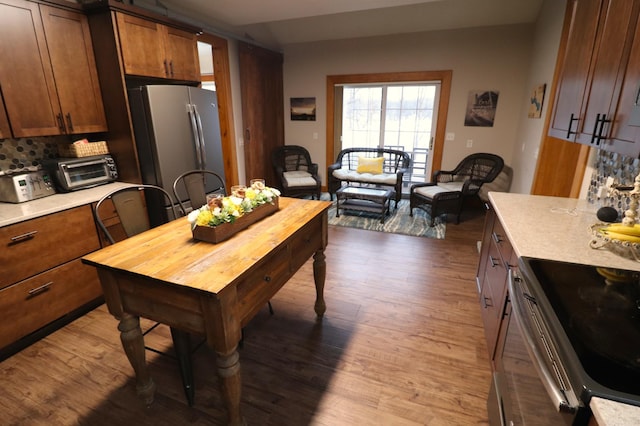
[488,191,640,271]
[488,192,640,425]
[591,397,640,426]
[0,182,136,228]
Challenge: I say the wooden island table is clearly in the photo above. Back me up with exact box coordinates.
[82,197,331,425]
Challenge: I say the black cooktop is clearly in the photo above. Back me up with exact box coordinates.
[520,258,640,403]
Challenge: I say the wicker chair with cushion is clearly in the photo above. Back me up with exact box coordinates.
[409,153,504,226]
[271,145,321,199]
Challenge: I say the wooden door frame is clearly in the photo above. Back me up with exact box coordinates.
[326,70,452,181]
[198,33,239,189]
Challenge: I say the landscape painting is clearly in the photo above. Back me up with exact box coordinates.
[291,97,316,121]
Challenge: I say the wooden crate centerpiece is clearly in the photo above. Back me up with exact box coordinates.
[189,181,280,244]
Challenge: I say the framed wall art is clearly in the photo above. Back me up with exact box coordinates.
[528,84,546,119]
[290,97,316,121]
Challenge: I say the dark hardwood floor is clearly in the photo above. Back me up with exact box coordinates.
[0,202,490,425]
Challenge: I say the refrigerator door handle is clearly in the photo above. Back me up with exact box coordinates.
[188,104,203,169]
[192,104,207,170]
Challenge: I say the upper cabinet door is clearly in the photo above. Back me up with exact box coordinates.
[0,99,11,138]
[0,0,62,137]
[164,27,200,81]
[116,12,200,82]
[548,0,604,141]
[40,5,107,134]
[575,0,639,146]
[548,0,640,157]
[606,15,640,157]
[116,13,167,79]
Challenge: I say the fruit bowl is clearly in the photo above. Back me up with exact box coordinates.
[590,223,640,261]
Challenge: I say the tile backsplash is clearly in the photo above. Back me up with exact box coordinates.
[587,149,640,216]
[0,137,64,174]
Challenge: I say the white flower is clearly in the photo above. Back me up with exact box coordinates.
[187,209,201,224]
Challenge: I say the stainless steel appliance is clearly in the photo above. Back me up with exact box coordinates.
[489,258,640,425]
[42,154,118,192]
[0,170,56,203]
[128,85,226,224]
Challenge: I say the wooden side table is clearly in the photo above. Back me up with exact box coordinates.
[336,186,394,223]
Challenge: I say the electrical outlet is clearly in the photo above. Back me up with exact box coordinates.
[605,176,615,188]
[446,132,455,141]
[466,139,473,148]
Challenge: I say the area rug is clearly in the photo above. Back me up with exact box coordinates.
[322,194,446,239]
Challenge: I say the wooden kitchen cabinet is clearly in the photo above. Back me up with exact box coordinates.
[0,0,107,137]
[116,12,200,81]
[40,4,107,134]
[1,205,101,289]
[0,204,103,356]
[476,207,513,365]
[549,0,640,152]
[0,259,101,349]
[604,14,640,157]
[0,98,10,138]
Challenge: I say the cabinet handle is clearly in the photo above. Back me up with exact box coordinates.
[489,255,499,268]
[169,60,174,77]
[491,232,502,244]
[27,281,53,297]
[483,296,493,308]
[10,230,38,243]
[164,59,169,76]
[65,113,74,133]
[566,113,579,139]
[56,113,66,133]
[590,113,602,145]
[596,114,610,145]
[589,113,611,145]
[263,275,271,282]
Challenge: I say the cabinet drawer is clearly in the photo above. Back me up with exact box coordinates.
[236,244,290,325]
[491,219,513,263]
[1,205,101,288]
[0,258,102,349]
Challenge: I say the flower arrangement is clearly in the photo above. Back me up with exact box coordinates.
[187,180,280,230]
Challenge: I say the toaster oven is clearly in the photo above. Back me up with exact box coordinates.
[42,154,118,192]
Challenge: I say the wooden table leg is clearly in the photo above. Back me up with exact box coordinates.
[216,349,244,426]
[118,312,156,405]
[313,249,327,317]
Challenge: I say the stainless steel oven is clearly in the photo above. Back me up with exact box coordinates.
[489,258,640,426]
[490,268,584,425]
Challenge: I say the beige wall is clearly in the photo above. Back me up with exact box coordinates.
[282,0,566,191]
[510,0,566,194]
[283,24,534,186]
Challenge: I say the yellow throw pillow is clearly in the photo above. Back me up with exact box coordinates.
[356,156,384,174]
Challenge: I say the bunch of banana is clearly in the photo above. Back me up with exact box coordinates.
[598,223,640,243]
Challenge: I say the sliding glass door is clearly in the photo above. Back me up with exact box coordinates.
[340,83,439,187]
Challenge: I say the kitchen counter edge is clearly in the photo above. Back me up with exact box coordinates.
[0,182,137,227]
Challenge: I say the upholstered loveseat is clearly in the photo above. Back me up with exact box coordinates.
[328,147,411,204]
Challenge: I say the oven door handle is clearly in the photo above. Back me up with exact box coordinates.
[507,269,578,413]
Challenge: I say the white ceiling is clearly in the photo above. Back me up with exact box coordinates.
[146,0,544,48]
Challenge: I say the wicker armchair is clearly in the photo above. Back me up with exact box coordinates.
[271,145,321,199]
[409,153,504,226]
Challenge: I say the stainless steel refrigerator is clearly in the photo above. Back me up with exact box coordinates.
[128,85,226,222]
